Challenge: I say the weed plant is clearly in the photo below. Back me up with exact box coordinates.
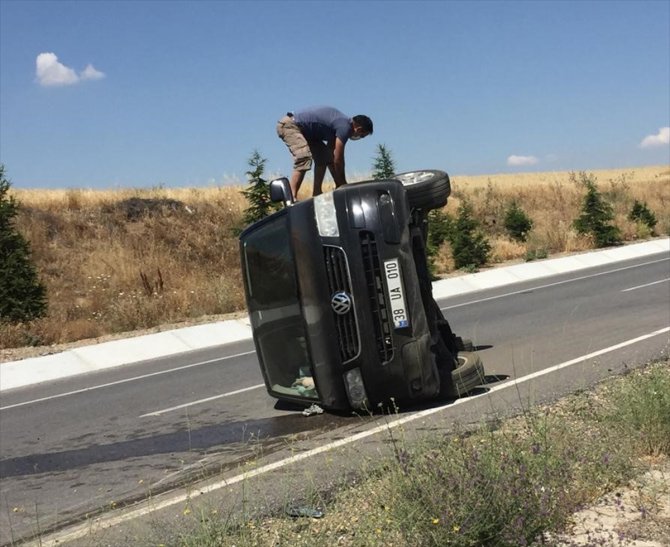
[601,365,670,457]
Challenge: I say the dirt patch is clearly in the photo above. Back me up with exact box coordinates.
[555,457,670,546]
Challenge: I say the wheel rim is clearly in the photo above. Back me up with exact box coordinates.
[394,171,435,186]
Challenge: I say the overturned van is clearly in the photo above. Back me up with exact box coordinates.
[239,170,484,411]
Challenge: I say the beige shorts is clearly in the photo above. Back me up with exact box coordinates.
[276,115,332,171]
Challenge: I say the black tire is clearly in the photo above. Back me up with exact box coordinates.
[393,170,451,210]
[442,351,485,398]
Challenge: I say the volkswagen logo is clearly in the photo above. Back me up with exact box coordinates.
[331,291,353,315]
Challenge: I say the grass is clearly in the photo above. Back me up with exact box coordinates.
[2,165,669,350]
[3,186,248,348]
[165,360,670,546]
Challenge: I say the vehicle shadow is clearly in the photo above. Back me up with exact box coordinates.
[472,344,494,351]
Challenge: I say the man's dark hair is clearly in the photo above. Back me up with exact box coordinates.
[353,115,373,135]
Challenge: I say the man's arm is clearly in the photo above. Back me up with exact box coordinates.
[330,137,347,187]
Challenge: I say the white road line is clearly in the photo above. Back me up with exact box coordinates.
[36,326,670,547]
[621,278,670,292]
[0,351,255,411]
[441,257,669,310]
[139,384,265,417]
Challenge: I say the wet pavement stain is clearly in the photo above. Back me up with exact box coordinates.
[0,412,349,478]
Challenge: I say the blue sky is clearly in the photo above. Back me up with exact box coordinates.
[1,0,669,189]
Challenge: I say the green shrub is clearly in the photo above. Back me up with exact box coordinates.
[0,165,48,323]
[504,200,533,242]
[573,172,622,247]
[628,200,657,233]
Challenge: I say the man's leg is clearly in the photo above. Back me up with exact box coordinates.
[312,163,327,196]
[311,142,332,196]
[290,169,306,199]
[277,116,311,200]
[326,163,346,188]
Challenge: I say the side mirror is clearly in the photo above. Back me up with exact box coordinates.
[269,177,295,207]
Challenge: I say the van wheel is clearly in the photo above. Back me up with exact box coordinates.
[393,170,451,210]
[442,351,484,398]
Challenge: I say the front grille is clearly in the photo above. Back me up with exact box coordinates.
[323,245,360,363]
[360,232,394,363]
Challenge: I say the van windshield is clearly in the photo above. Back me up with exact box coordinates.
[242,215,318,400]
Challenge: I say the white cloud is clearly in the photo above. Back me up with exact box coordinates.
[639,127,670,149]
[80,63,105,81]
[36,53,78,86]
[35,52,105,87]
[507,155,540,167]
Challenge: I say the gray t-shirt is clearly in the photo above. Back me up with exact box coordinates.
[292,106,352,144]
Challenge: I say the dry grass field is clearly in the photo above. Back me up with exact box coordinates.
[447,165,669,266]
[2,165,668,350]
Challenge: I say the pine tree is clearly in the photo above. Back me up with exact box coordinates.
[573,172,621,247]
[240,150,279,227]
[0,165,48,322]
[449,199,491,270]
[371,144,396,180]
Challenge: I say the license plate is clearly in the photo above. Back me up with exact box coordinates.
[383,258,409,329]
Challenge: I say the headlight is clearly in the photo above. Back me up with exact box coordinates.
[314,192,339,237]
[344,367,369,409]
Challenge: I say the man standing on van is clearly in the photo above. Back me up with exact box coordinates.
[277,106,373,199]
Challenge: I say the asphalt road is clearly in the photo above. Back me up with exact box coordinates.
[1,253,668,546]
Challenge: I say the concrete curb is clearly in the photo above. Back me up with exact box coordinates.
[1,238,668,393]
[0,319,253,392]
[432,238,669,298]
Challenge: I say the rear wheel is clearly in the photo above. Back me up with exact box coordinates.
[393,170,451,210]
